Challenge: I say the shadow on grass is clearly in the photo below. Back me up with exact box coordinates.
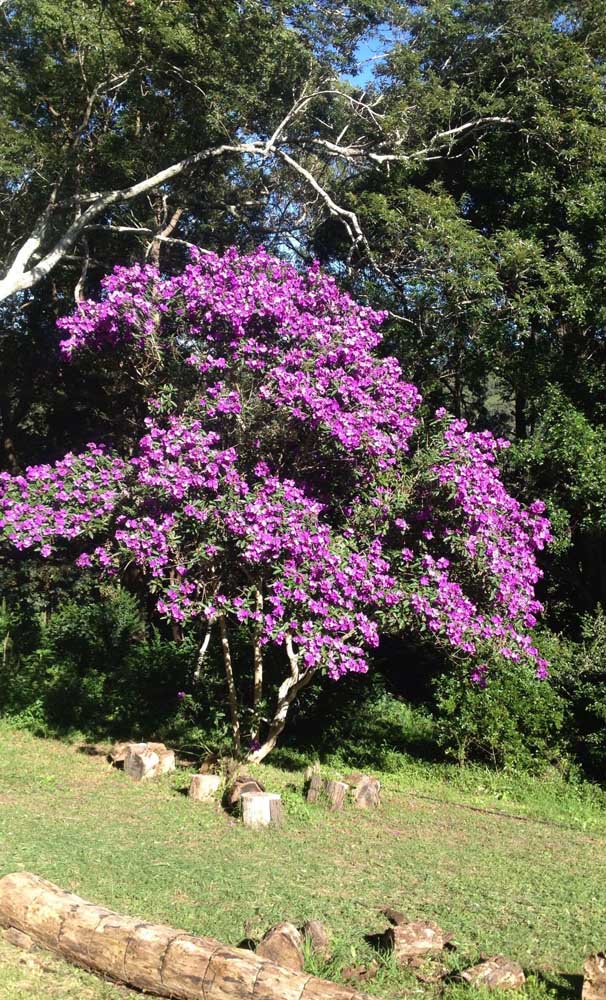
[533,971,584,1000]
[77,743,110,757]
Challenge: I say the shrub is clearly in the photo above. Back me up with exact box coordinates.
[433,656,567,770]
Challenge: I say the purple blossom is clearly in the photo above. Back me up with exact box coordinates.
[0,247,551,686]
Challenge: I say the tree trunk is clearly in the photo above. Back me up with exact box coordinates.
[247,635,318,763]
[515,389,526,439]
[0,872,373,1000]
[251,587,264,742]
[219,613,241,758]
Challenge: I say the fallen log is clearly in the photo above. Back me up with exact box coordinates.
[0,872,372,1000]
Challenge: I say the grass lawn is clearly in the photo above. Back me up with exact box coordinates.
[0,724,605,1000]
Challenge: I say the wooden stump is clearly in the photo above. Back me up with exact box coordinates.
[460,956,526,990]
[256,922,304,972]
[124,745,160,781]
[227,775,265,808]
[351,777,380,809]
[584,955,606,1000]
[302,920,331,960]
[325,780,348,812]
[148,743,176,775]
[385,920,449,963]
[306,774,324,804]
[188,774,222,803]
[241,792,283,829]
[116,742,175,780]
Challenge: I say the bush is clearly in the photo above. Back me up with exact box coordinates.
[433,657,568,771]
[0,584,200,739]
[280,669,438,770]
[555,606,606,777]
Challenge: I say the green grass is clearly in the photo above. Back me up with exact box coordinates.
[0,724,605,1000]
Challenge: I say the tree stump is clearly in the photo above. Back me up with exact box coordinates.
[124,745,160,781]
[306,774,324,804]
[256,922,304,971]
[584,955,606,1000]
[0,872,375,1000]
[114,741,175,779]
[226,775,265,808]
[302,920,331,960]
[460,956,526,990]
[325,780,348,812]
[351,777,380,809]
[188,774,222,803]
[147,743,176,775]
[385,920,449,963]
[241,792,283,829]
[108,741,130,764]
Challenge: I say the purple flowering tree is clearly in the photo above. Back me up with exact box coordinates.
[0,248,551,761]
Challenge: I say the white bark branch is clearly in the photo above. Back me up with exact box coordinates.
[0,69,514,304]
[0,141,261,301]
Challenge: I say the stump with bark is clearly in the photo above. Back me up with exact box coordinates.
[113,741,175,780]
[226,775,265,808]
[306,773,324,804]
[385,920,450,963]
[584,955,606,1000]
[241,792,284,829]
[351,777,380,809]
[302,921,331,961]
[325,780,348,812]
[256,922,304,971]
[188,774,222,803]
[460,956,525,990]
[0,872,373,1000]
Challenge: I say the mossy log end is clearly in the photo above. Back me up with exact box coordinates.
[0,872,372,1000]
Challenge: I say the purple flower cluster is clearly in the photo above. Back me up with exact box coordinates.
[405,415,551,677]
[0,247,551,684]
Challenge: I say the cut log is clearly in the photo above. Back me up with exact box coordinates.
[189,774,222,803]
[0,872,374,1000]
[302,920,331,960]
[256,923,304,972]
[385,920,450,963]
[241,792,283,829]
[325,780,348,812]
[460,956,525,990]
[584,955,606,1000]
[351,777,380,810]
[124,745,160,781]
[227,775,265,808]
[306,774,324,804]
[110,741,175,777]
[108,741,130,764]
[146,743,176,775]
